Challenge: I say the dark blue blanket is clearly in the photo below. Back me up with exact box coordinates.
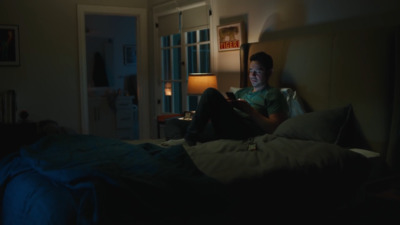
[0,135,226,225]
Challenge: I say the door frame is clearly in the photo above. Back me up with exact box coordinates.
[77,5,150,139]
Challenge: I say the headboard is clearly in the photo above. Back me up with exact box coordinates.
[240,20,400,168]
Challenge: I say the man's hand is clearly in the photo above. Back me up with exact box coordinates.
[232,99,287,133]
[231,99,254,114]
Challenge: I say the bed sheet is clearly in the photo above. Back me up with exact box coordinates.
[0,133,372,225]
[185,133,372,215]
[0,134,226,225]
[186,134,370,183]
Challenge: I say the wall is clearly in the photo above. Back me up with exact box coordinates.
[0,0,147,134]
[210,0,400,93]
[1,0,400,138]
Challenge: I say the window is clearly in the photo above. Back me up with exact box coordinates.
[156,4,210,114]
[185,29,210,111]
[161,34,182,113]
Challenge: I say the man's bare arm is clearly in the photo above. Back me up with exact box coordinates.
[232,100,287,133]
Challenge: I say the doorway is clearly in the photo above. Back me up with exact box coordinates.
[85,15,138,140]
[77,5,150,139]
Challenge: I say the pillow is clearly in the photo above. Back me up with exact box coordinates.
[273,104,353,144]
[280,88,305,118]
[229,86,242,94]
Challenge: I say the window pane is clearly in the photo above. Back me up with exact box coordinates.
[161,49,171,80]
[161,36,170,47]
[160,18,210,113]
[163,95,172,112]
[172,33,181,46]
[199,29,209,42]
[163,82,171,112]
[172,47,181,79]
[199,44,210,73]
[188,96,198,111]
[172,82,182,113]
[187,45,197,74]
[186,31,196,44]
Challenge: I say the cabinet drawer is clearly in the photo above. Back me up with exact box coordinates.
[116,97,134,108]
[116,110,134,128]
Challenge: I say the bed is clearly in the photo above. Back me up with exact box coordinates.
[1,18,399,225]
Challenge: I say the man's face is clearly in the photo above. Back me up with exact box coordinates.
[249,61,267,88]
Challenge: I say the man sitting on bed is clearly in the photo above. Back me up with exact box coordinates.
[164,51,288,146]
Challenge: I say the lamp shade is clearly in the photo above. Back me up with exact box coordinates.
[187,73,218,95]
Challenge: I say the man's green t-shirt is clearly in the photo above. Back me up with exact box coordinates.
[235,86,288,118]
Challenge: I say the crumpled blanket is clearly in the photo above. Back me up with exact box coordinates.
[0,134,225,225]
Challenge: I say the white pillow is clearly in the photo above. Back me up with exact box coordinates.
[229,86,242,93]
[229,86,305,118]
[280,88,305,118]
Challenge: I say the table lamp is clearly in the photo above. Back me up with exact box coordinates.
[164,82,172,96]
[187,73,218,95]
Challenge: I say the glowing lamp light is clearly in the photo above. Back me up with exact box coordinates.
[164,82,172,96]
[187,73,218,95]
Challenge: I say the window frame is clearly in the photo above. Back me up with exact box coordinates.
[183,27,211,111]
[160,34,184,113]
[154,2,212,115]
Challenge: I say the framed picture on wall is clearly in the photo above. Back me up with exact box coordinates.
[123,44,136,65]
[217,22,246,52]
[0,25,20,66]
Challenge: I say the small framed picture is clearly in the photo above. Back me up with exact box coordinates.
[123,44,136,65]
[0,25,20,66]
[217,22,246,52]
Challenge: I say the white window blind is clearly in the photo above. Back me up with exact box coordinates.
[182,5,208,30]
[158,13,180,36]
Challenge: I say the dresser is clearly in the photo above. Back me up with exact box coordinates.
[88,96,116,138]
[115,96,138,140]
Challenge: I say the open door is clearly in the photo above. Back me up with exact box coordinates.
[85,15,138,140]
[77,5,150,139]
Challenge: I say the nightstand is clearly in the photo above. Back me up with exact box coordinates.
[156,113,183,138]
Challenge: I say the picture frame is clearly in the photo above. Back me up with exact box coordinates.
[123,44,136,65]
[217,22,246,52]
[0,25,20,66]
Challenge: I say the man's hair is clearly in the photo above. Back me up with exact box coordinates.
[250,52,273,70]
